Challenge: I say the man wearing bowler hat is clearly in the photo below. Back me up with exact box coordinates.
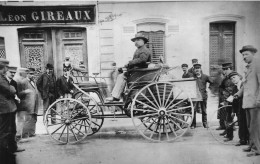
[106,33,151,102]
[191,63,213,128]
[235,45,260,156]
[36,63,57,123]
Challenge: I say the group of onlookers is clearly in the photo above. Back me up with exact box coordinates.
[181,45,260,157]
[0,57,80,163]
[215,45,260,157]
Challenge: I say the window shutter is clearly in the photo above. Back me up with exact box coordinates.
[141,31,165,64]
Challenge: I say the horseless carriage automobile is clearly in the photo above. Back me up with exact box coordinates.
[44,65,202,144]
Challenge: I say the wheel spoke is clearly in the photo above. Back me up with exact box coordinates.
[136,117,154,128]
[164,87,174,108]
[50,108,65,118]
[166,117,177,137]
[133,108,157,113]
[71,107,86,119]
[167,105,192,113]
[168,115,185,131]
[168,115,189,125]
[167,98,188,111]
[162,83,166,107]
[58,125,67,140]
[69,125,78,141]
[66,125,69,143]
[51,124,65,135]
[73,122,89,127]
[147,87,160,108]
[165,90,183,109]
[149,123,158,139]
[140,93,159,109]
[158,119,162,141]
[135,100,158,111]
[155,84,162,106]
[134,113,158,119]
[71,123,85,135]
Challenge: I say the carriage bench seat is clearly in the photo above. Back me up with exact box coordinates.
[128,66,162,84]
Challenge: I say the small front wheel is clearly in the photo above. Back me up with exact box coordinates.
[44,98,92,144]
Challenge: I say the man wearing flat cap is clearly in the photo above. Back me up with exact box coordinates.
[106,33,151,101]
[218,62,236,141]
[235,45,260,156]
[182,63,193,78]
[36,64,57,123]
[191,63,213,129]
[0,59,25,158]
[188,58,199,76]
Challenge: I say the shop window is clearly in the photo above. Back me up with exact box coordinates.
[23,32,44,41]
[0,37,6,58]
[137,23,165,64]
[63,31,83,39]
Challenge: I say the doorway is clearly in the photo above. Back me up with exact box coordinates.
[209,22,235,77]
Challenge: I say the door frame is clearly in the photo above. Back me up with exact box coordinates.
[202,14,245,75]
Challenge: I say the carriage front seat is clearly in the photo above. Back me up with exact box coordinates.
[127,66,162,84]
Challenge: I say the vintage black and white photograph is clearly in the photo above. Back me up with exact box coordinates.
[0,0,260,163]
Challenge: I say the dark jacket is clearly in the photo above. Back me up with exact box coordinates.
[232,82,243,114]
[128,45,151,69]
[0,75,17,114]
[36,72,56,99]
[56,75,74,97]
[182,72,194,78]
[195,73,213,99]
[219,76,235,103]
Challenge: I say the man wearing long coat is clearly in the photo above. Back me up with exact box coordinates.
[236,45,260,157]
[19,68,39,137]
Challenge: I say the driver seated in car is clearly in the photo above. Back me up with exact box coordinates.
[106,33,151,102]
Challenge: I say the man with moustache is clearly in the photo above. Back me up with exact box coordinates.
[106,33,151,101]
[190,63,213,129]
[235,45,260,157]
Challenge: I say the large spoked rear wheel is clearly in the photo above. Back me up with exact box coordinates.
[131,82,194,142]
[44,98,92,144]
[74,91,104,135]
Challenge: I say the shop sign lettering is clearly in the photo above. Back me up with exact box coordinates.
[0,5,95,25]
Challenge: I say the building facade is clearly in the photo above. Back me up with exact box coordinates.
[0,1,260,91]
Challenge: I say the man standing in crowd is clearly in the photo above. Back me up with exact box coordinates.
[20,68,39,137]
[218,63,236,141]
[106,33,151,102]
[0,58,24,163]
[36,64,57,123]
[191,63,213,129]
[235,45,260,157]
[181,63,193,78]
[15,68,29,140]
[229,71,249,146]
[188,58,198,76]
